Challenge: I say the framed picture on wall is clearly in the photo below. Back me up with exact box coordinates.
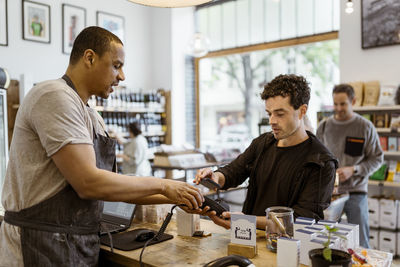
[0,0,8,46]
[96,11,125,42]
[361,0,400,49]
[62,4,86,54]
[22,0,50,43]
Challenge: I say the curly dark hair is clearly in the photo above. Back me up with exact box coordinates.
[332,83,355,101]
[261,74,310,109]
[69,26,123,65]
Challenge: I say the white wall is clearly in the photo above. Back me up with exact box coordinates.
[340,0,400,85]
[170,7,194,145]
[149,8,172,90]
[0,0,153,89]
[147,7,195,145]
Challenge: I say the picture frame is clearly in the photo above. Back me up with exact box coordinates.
[361,0,400,49]
[62,4,86,54]
[0,0,7,46]
[22,0,50,43]
[96,11,125,42]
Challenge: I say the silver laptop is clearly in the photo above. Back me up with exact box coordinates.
[100,201,136,235]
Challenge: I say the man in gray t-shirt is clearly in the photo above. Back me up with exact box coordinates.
[317,84,383,248]
[0,26,204,266]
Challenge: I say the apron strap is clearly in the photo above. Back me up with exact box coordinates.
[4,210,99,234]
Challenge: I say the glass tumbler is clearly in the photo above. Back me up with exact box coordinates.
[265,206,294,252]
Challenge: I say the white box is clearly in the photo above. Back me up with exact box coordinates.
[337,222,359,248]
[294,221,313,233]
[369,229,379,250]
[176,208,200,236]
[379,230,397,255]
[313,234,340,249]
[397,232,400,256]
[294,229,317,266]
[277,238,300,267]
[336,226,355,249]
[317,220,337,227]
[296,217,315,224]
[294,229,317,241]
[368,197,380,228]
[304,226,325,233]
[379,198,399,230]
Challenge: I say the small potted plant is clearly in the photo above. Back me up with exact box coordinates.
[308,225,352,267]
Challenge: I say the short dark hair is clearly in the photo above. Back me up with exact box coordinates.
[128,122,142,137]
[69,26,123,65]
[261,74,310,109]
[332,83,355,101]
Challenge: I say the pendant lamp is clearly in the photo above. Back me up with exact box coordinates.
[186,32,210,57]
[126,0,212,8]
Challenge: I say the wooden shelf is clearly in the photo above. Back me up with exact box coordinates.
[383,151,400,157]
[369,180,400,188]
[376,128,400,134]
[122,131,166,138]
[94,106,165,113]
[353,105,400,112]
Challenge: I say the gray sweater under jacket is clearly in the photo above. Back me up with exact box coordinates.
[316,113,383,194]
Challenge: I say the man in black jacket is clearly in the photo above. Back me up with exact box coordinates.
[195,74,337,230]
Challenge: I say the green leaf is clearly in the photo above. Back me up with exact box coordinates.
[323,247,332,261]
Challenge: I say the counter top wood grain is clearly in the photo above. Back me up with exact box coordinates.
[100,218,306,267]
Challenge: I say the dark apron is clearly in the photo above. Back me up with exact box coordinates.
[4,75,116,266]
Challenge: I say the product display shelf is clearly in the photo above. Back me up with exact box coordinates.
[93,105,165,113]
[384,151,400,157]
[353,105,400,112]
[368,179,400,188]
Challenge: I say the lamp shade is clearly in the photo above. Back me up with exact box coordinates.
[0,67,10,89]
[126,0,212,8]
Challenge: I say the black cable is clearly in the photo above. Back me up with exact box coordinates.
[139,204,178,267]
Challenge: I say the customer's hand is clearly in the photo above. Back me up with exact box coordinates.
[194,168,219,185]
[180,205,211,215]
[209,211,232,229]
[336,166,354,182]
[161,179,204,210]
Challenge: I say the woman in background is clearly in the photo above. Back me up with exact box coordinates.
[118,122,152,176]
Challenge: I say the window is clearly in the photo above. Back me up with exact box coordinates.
[198,39,339,152]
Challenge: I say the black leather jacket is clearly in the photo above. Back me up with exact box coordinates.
[217,131,338,220]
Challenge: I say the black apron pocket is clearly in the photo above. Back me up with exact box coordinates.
[344,136,365,157]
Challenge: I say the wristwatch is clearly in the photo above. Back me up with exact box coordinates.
[353,165,360,175]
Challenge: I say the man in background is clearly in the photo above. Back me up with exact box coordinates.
[317,83,383,248]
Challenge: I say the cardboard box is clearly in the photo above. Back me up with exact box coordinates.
[369,229,379,250]
[379,198,398,230]
[368,197,380,228]
[337,222,360,248]
[379,230,396,255]
[277,238,300,267]
[294,229,317,266]
[397,232,400,256]
[388,137,397,152]
[154,151,206,167]
[379,136,388,151]
[176,208,200,236]
[294,221,313,233]
[295,217,315,224]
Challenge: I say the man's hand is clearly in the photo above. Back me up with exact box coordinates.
[194,168,219,186]
[209,211,232,229]
[161,180,204,210]
[336,166,354,182]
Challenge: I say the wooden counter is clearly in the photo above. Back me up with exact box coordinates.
[100,219,306,267]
